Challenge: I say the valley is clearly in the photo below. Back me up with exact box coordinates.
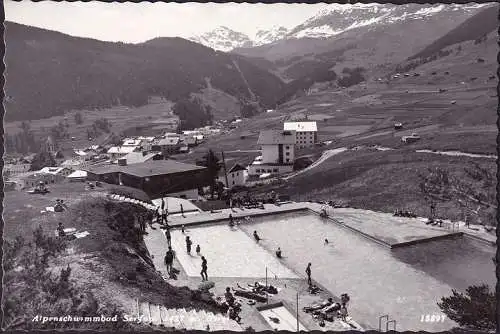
[3,2,498,333]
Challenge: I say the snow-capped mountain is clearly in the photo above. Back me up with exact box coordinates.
[189,25,289,51]
[287,3,490,39]
[254,26,289,46]
[189,3,490,52]
[188,26,253,52]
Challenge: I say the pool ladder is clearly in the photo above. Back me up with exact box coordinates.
[379,314,396,332]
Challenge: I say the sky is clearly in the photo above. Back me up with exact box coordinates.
[5,1,327,43]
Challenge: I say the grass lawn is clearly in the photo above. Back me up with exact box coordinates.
[260,148,496,224]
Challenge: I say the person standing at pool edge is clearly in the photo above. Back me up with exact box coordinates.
[165,228,172,247]
[201,256,208,281]
[306,263,312,286]
[164,247,175,275]
[186,236,192,254]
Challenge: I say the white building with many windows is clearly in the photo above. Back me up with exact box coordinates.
[283,121,318,149]
[248,130,296,177]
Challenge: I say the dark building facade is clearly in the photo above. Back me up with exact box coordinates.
[86,160,211,199]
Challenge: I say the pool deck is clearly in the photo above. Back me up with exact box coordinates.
[161,201,493,248]
[164,203,310,228]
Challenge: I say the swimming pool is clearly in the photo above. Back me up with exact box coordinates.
[237,211,495,332]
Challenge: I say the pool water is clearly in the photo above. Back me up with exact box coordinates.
[238,212,494,332]
[170,223,298,279]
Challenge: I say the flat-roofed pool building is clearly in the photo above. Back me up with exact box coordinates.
[284,121,318,149]
[85,160,210,199]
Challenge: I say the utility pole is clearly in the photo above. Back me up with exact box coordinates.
[221,150,229,189]
[266,267,269,304]
[296,293,299,332]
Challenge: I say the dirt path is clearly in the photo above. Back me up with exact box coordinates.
[284,147,348,180]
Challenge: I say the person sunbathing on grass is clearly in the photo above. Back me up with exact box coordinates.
[236,282,264,295]
[303,298,334,312]
[314,301,341,316]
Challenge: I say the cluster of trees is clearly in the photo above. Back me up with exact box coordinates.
[173,98,213,131]
[337,67,366,88]
[3,227,129,330]
[4,121,42,154]
[438,284,496,332]
[5,122,40,154]
[29,151,57,171]
[277,63,338,105]
[86,118,111,139]
[49,121,70,140]
[240,101,261,118]
[395,48,454,74]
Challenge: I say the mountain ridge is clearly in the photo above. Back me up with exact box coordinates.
[4,21,286,122]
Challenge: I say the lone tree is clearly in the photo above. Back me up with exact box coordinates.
[418,163,496,225]
[438,284,496,332]
[200,150,221,199]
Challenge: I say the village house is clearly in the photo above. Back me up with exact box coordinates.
[218,163,247,188]
[122,138,142,147]
[284,121,318,149]
[39,166,74,177]
[73,149,98,161]
[118,151,162,165]
[137,136,156,151]
[107,146,139,160]
[19,171,66,189]
[67,170,88,182]
[152,137,182,156]
[182,136,198,148]
[248,129,296,177]
[85,160,211,199]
